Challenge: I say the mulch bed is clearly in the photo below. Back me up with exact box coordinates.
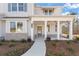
[0,41,33,56]
[46,40,79,56]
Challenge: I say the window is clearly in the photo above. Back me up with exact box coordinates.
[55,24,57,32]
[8,3,11,11]
[43,9,54,15]
[10,22,23,32]
[8,3,27,12]
[17,22,23,32]
[49,10,52,15]
[18,3,24,11]
[8,3,17,12]
[18,3,27,11]
[47,25,50,32]
[12,3,17,11]
[10,22,16,32]
[44,10,48,15]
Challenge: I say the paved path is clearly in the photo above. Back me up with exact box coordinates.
[22,37,46,56]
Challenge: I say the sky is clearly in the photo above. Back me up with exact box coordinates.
[35,3,79,15]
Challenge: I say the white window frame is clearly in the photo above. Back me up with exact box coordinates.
[8,3,27,12]
[9,21,24,33]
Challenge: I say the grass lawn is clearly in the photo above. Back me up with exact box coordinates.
[46,40,79,56]
[0,41,33,56]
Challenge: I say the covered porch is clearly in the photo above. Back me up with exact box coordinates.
[31,16,75,41]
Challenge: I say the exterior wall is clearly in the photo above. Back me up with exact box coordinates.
[5,33,27,40]
[27,20,31,37]
[34,7,44,15]
[0,3,34,17]
[54,7,63,15]
[0,21,5,37]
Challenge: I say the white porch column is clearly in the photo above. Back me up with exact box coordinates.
[45,21,47,39]
[31,20,34,41]
[69,21,73,40]
[57,21,60,40]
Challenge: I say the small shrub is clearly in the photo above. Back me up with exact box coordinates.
[0,37,5,42]
[58,52,65,56]
[67,47,74,53]
[0,39,5,42]
[54,40,58,42]
[27,37,32,42]
[20,39,27,43]
[10,40,17,42]
[66,41,71,44]
[52,43,56,47]
[8,43,16,47]
[46,36,51,41]
[0,43,3,46]
[76,37,79,41]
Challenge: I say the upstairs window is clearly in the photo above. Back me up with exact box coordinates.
[18,3,27,11]
[8,3,27,12]
[8,3,11,11]
[12,3,17,11]
[43,8,54,15]
[49,10,53,15]
[43,9,48,15]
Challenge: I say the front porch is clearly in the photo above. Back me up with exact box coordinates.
[31,16,75,41]
[31,21,73,41]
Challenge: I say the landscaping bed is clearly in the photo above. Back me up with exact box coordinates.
[46,40,79,56]
[0,41,33,56]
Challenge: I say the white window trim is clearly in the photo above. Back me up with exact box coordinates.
[9,21,25,33]
[8,3,27,12]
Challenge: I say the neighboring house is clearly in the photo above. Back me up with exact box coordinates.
[0,3,76,41]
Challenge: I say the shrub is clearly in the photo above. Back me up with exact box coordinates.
[20,39,27,43]
[46,36,51,41]
[54,40,58,42]
[10,40,17,42]
[52,43,56,47]
[8,43,16,47]
[67,47,74,53]
[0,37,5,42]
[66,41,71,44]
[76,37,79,41]
[0,39,5,42]
[58,52,65,56]
[27,37,32,42]
[0,42,3,46]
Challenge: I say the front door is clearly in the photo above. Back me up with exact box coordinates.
[37,26,42,37]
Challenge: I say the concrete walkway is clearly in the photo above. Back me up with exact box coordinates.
[22,37,46,56]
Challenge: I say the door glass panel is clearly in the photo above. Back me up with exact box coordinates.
[37,26,42,34]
